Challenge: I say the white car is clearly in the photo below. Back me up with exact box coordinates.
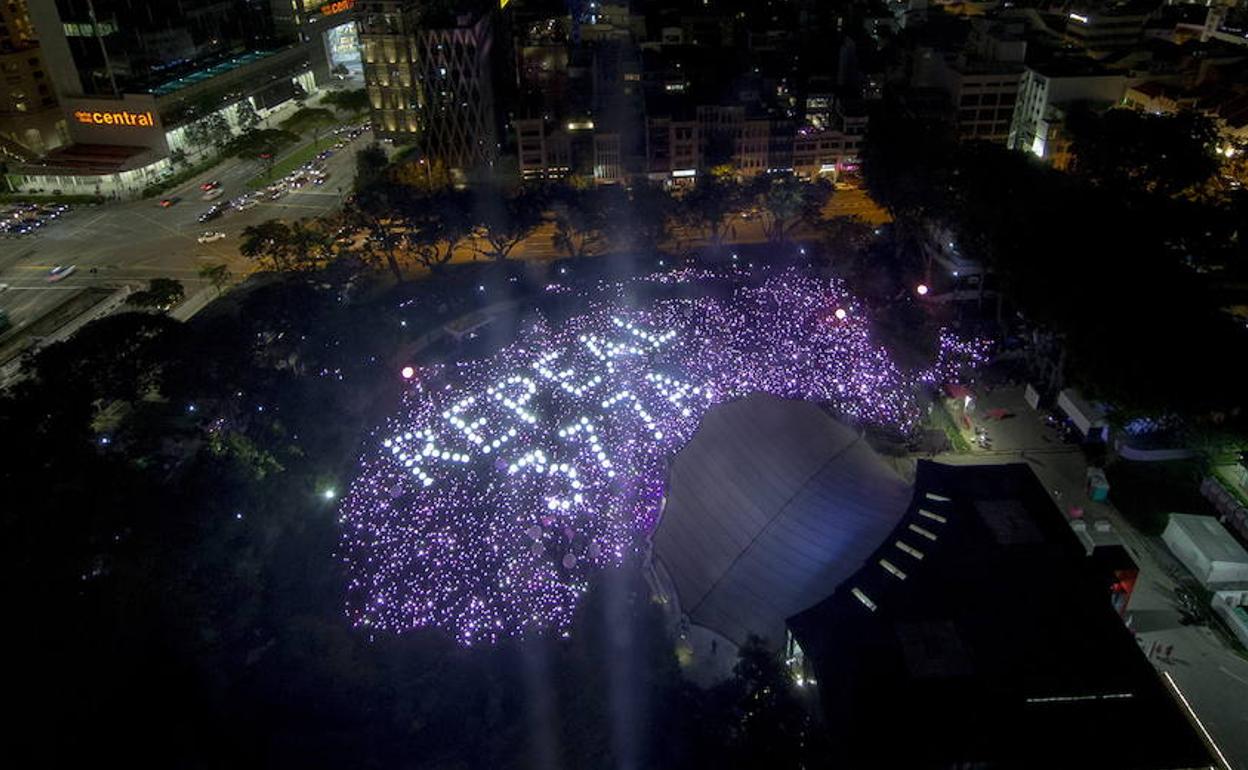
[197,231,226,244]
[202,187,224,201]
[235,198,259,211]
[0,282,9,292]
[47,265,76,282]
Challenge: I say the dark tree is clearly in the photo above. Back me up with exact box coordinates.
[749,174,833,244]
[22,311,184,409]
[125,277,186,310]
[348,183,411,280]
[409,189,476,271]
[1066,107,1220,196]
[681,175,746,250]
[618,181,674,253]
[472,186,546,261]
[240,220,298,271]
[550,185,616,258]
[322,88,369,116]
[354,143,389,191]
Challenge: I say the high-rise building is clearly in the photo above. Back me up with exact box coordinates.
[37,0,283,98]
[270,0,365,81]
[1064,2,1152,53]
[359,0,506,173]
[8,0,323,196]
[0,0,66,159]
[1008,59,1127,164]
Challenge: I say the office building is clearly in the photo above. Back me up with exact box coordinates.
[1008,59,1126,163]
[360,0,505,174]
[1065,2,1153,53]
[272,0,365,82]
[0,0,65,159]
[8,0,321,196]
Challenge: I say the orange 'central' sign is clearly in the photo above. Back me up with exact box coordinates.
[73,109,157,127]
[320,0,354,15]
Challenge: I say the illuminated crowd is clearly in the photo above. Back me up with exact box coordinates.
[340,271,989,644]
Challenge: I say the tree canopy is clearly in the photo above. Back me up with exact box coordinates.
[862,104,1248,418]
[472,186,548,261]
[321,88,370,116]
[1066,107,1220,196]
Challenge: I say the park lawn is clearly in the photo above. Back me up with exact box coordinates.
[1104,459,1216,535]
[245,140,325,190]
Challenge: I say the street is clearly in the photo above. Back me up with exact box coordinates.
[1,162,888,358]
[0,128,366,339]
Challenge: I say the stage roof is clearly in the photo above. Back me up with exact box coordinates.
[653,393,911,646]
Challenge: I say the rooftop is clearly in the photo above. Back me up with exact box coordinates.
[1167,513,1248,565]
[787,461,1213,769]
[150,50,280,96]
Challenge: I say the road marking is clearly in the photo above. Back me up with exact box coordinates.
[65,211,109,238]
[0,284,82,290]
[268,201,336,211]
[132,210,191,240]
[1219,666,1248,687]
[1163,672,1233,770]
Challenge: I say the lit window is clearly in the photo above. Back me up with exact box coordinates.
[896,540,924,560]
[851,587,877,612]
[918,509,947,524]
[908,523,938,541]
[879,559,907,580]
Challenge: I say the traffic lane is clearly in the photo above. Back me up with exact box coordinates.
[0,282,85,326]
[0,132,365,324]
[1145,615,1248,769]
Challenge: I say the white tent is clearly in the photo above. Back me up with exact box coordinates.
[1162,513,1248,587]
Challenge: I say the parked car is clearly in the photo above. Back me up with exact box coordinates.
[202,187,224,201]
[197,230,226,244]
[160,197,180,208]
[200,180,221,191]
